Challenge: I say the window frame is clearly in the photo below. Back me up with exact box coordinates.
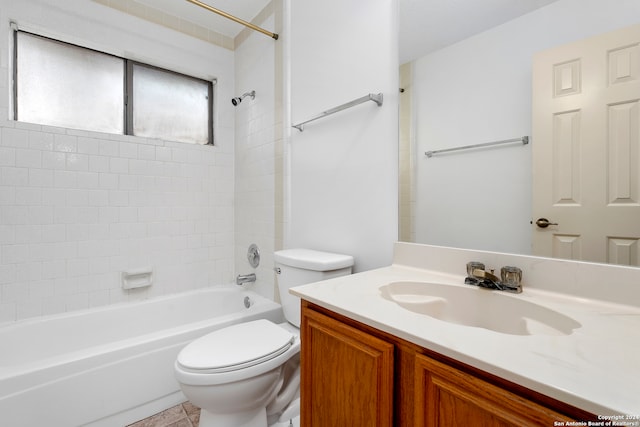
[13,29,215,146]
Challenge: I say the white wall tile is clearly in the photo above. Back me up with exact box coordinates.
[53,134,77,153]
[66,153,89,171]
[16,148,42,168]
[0,225,15,246]
[155,146,171,161]
[98,173,119,190]
[28,206,53,225]
[54,171,78,188]
[67,191,90,209]
[29,279,54,298]
[119,142,138,159]
[1,206,28,225]
[2,128,29,147]
[137,144,155,160]
[14,225,42,244]
[41,225,66,243]
[2,167,29,186]
[41,188,66,206]
[88,289,110,308]
[41,260,66,279]
[89,155,109,172]
[66,224,90,242]
[29,169,54,187]
[16,262,41,281]
[42,151,67,170]
[16,300,42,320]
[77,172,100,190]
[28,131,53,151]
[99,140,119,157]
[15,187,42,205]
[2,244,30,264]
[67,259,89,277]
[0,147,15,166]
[88,190,109,207]
[77,137,100,155]
[109,157,129,174]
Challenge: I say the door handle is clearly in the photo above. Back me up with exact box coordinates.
[535,218,558,228]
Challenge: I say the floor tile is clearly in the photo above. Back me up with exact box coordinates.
[127,402,201,427]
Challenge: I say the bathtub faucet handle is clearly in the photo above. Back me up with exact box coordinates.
[236,273,256,286]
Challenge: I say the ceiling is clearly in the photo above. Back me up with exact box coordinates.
[141,0,560,63]
[398,0,560,63]
[135,0,273,37]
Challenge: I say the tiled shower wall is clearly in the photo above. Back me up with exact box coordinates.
[0,1,236,324]
[234,2,283,301]
[0,121,235,323]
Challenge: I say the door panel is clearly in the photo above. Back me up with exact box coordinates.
[532,23,640,265]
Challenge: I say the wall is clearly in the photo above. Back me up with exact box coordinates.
[0,0,236,323]
[411,0,640,255]
[233,1,283,300]
[288,0,399,272]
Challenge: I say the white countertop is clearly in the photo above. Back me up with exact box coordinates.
[290,244,640,418]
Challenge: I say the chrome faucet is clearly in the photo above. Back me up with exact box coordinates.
[236,273,256,286]
[464,262,522,293]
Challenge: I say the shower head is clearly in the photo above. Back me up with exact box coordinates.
[231,90,255,106]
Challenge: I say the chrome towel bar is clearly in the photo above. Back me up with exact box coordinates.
[292,93,383,131]
[425,136,529,158]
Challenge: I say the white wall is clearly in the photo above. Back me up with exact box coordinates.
[0,0,236,323]
[412,0,640,255]
[288,0,399,272]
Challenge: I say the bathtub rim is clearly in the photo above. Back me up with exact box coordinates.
[0,284,272,330]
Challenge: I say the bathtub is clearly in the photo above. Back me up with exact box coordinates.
[0,286,284,427]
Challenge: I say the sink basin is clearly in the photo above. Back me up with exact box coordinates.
[379,281,581,336]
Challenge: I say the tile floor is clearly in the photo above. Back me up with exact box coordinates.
[127,402,200,427]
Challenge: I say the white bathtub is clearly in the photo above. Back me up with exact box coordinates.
[0,287,284,427]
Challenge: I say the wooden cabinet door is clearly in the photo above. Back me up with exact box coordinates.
[301,306,394,426]
[414,354,574,427]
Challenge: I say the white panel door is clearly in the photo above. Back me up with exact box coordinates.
[532,23,640,266]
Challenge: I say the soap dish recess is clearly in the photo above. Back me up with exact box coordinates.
[122,268,153,289]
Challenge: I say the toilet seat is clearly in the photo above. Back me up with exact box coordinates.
[177,319,295,374]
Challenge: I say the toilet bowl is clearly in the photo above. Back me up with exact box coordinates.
[174,248,354,427]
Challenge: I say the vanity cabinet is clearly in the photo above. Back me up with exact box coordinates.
[415,354,571,426]
[300,303,394,426]
[300,301,595,426]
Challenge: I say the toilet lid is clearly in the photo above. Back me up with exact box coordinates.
[177,319,295,373]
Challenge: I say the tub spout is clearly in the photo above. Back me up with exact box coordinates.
[236,273,256,285]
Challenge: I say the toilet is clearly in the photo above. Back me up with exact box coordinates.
[174,248,354,427]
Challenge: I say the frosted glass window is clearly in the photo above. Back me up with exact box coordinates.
[16,32,124,134]
[132,64,212,145]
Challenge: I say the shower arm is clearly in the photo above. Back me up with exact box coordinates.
[241,91,255,100]
[184,0,279,40]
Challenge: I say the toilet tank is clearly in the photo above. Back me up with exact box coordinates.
[274,249,354,327]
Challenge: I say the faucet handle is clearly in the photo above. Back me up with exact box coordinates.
[466,261,485,277]
[500,266,522,288]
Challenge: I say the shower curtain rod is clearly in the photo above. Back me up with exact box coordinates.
[185,0,279,40]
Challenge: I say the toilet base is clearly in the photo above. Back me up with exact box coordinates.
[199,406,267,427]
[271,415,300,427]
